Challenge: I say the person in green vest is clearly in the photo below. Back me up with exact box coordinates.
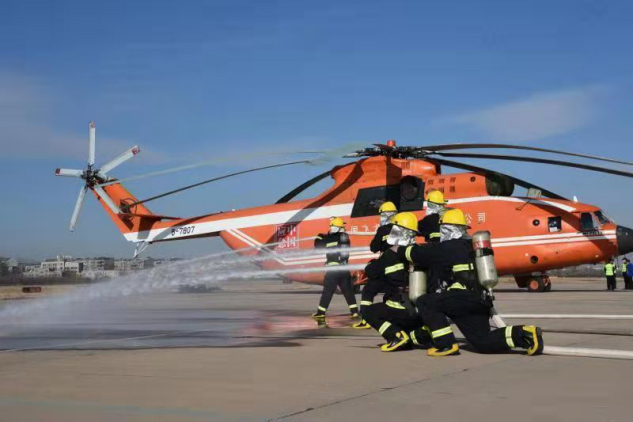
[604,260,617,291]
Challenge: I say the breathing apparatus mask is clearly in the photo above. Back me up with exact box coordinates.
[425,202,443,216]
[380,211,397,226]
[329,226,343,234]
[387,225,416,246]
[440,224,468,242]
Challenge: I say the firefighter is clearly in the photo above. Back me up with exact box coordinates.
[362,212,430,351]
[604,259,617,291]
[417,190,445,243]
[621,258,631,290]
[353,201,398,330]
[398,209,544,357]
[370,201,398,253]
[312,217,359,320]
[627,259,633,290]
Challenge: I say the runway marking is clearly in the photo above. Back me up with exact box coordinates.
[500,314,633,320]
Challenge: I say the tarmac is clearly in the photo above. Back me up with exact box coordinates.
[1,277,632,421]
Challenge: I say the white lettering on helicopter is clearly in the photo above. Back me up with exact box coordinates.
[171,225,195,236]
[579,230,603,236]
[477,212,486,224]
[275,223,299,249]
[351,225,379,234]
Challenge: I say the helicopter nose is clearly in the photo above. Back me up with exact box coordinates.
[616,225,633,256]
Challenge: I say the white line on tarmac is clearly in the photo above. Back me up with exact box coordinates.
[492,310,633,360]
[543,346,633,360]
[500,314,633,320]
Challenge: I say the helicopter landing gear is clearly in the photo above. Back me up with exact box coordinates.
[515,274,552,292]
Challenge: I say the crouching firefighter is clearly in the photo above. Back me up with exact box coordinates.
[399,209,545,357]
[353,201,398,330]
[312,217,359,321]
[363,212,429,351]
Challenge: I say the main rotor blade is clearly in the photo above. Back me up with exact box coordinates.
[88,121,96,166]
[417,143,633,167]
[99,146,140,175]
[101,152,318,187]
[70,186,88,231]
[126,160,311,208]
[276,169,332,203]
[432,152,633,179]
[55,168,83,178]
[426,156,567,200]
[308,141,369,165]
[93,184,122,214]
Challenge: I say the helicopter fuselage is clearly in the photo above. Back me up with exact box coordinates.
[97,155,627,288]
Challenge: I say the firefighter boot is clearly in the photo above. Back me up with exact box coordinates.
[409,326,433,349]
[380,331,411,352]
[352,319,371,329]
[311,309,326,321]
[349,305,360,319]
[522,326,544,356]
[427,343,460,357]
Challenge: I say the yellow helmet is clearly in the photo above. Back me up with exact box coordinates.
[426,190,446,205]
[330,217,345,228]
[379,201,397,213]
[441,209,468,226]
[392,212,418,232]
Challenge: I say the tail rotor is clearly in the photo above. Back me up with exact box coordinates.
[55,121,140,231]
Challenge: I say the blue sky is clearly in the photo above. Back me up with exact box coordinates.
[1,0,632,260]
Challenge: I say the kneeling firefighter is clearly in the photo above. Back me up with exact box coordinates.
[353,201,398,330]
[312,217,359,320]
[362,212,429,351]
[399,209,544,357]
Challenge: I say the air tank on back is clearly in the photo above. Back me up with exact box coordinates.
[472,231,499,291]
[409,269,427,302]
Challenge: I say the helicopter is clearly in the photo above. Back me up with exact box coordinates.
[55,122,633,292]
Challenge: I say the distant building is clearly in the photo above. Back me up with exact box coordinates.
[14,255,182,280]
[0,257,23,275]
[114,257,155,272]
[23,256,83,278]
[77,257,114,271]
[154,258,183,266]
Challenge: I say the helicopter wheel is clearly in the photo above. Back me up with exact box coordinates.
[527,277,546,293]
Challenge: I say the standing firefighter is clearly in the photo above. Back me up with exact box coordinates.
[399,209,544,357]
[604,260,617,291]
[417,190,445,243]
[363,212,429,351]
[312,217,359,320]
[353,201,398,330]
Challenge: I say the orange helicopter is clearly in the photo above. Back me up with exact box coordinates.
[55,122,633,292]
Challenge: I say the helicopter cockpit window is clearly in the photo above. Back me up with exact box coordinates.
[580,212,597,231]
[399,176,425,212]
[351,178,425,218]
[351,185,401,218]
[594,210,612,225]
[548,216,562,233]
